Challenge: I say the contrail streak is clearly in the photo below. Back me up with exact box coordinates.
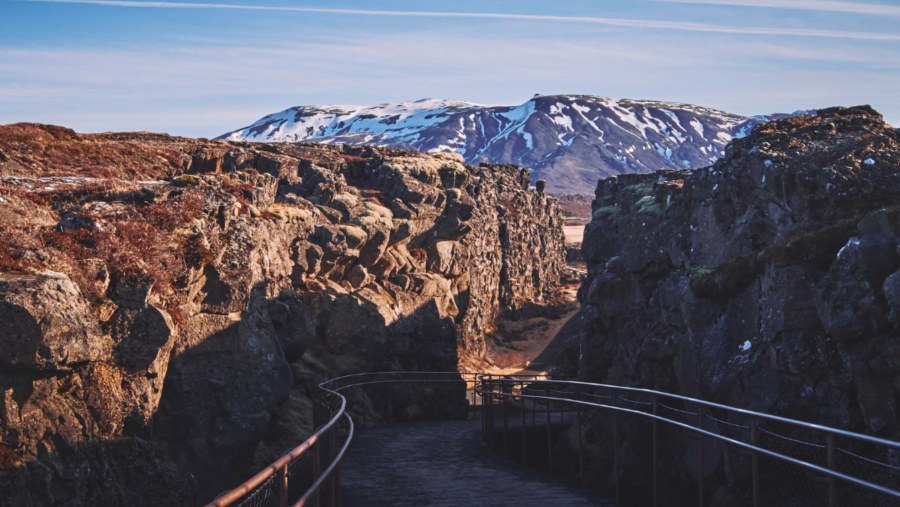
[656,0,900,17]
[25,0,900,42]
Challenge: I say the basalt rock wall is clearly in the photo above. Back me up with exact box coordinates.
[573,106,900,504]
[0,125,566,505]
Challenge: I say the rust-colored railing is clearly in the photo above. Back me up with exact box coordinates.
[206,371,473,507]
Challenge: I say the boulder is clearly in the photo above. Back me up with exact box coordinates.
[0,271,110,370]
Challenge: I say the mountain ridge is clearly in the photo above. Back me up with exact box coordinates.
[219,95,803,193]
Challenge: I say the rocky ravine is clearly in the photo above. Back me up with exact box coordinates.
[0,124,566,505]
[574,106,900,503]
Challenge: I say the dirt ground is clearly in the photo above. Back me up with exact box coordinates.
[563,225,584,246]
[485,223,586,375]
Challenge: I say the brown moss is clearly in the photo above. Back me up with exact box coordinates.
[36,190,209,308]
[219,174,253,207]
[0,443,23,468]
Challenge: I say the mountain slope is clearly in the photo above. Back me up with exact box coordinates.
[219,95,791,193]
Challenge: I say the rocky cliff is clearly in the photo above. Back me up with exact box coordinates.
[574,106,900,502]
[0,124,566,505]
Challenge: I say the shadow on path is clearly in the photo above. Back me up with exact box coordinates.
[341,419,615,507]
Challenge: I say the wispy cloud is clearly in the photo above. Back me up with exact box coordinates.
[656,0,900,17]
[2,24,897,136]
[24,0,900,41]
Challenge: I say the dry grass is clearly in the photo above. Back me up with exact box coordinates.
[219,174,253,206]
[36,190,209,305]
[0,443,22,468]
[0,123,191,180]
[0,223,41,273]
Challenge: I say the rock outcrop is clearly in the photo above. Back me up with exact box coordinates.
[574,106,900,504]
[0,125,566,505]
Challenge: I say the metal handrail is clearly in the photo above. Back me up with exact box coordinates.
[209,371,900,506]
[294,412,355,507]
[476,375,900,450]
[476,374,900,506]
[207,371,471,507]
[207,381,350,506]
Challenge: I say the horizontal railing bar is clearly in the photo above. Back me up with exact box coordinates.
[758,427,826,449]
[334,378,469,391]
[837,447,900,472]
[478,387,900,499]
[322,371,476,387]
[704,413,751,431]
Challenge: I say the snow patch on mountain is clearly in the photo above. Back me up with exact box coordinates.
[220,95,805,193]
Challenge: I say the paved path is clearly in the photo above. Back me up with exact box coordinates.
[341,418,615,507]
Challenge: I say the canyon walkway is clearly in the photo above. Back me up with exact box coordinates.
[341,418,613,507]
[210,373,900,507]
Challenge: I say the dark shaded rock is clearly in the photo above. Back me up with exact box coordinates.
[573,106,900,503]
[55,212,98,232]
[0,271,110,370]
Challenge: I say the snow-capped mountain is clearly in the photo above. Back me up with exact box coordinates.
[219,95,792,193]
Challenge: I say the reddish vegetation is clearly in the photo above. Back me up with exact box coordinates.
[33,191,208,306]
[409,247,428,263]
[0,444,22,469]
[0,123,391,313]
[0,223,41,273]
[0,123,197,180]
[219,174,254,206]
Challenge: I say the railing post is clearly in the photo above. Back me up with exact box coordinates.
[358,389,366,428]
[503,381,509,459]
[827,434,837,507]
[546,384,553,474]
[521,382,528,467]
[697,406,704,507]
[330,423,339,506]
[333,464,342,507]
[750,417,759,507]
[578,402,585,488]
[472,375,475,420]
[312,443,321,507]
[652,397,659,507]
[482,376,488,446]
[277,464,289,507]
[612,393,620,503]
[559,387,565,425]
[487,377,494,450]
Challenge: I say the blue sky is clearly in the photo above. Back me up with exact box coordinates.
[1,0,899,137]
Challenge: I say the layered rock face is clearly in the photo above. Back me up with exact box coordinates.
[575,106,900,502]
[0,124,565,505]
